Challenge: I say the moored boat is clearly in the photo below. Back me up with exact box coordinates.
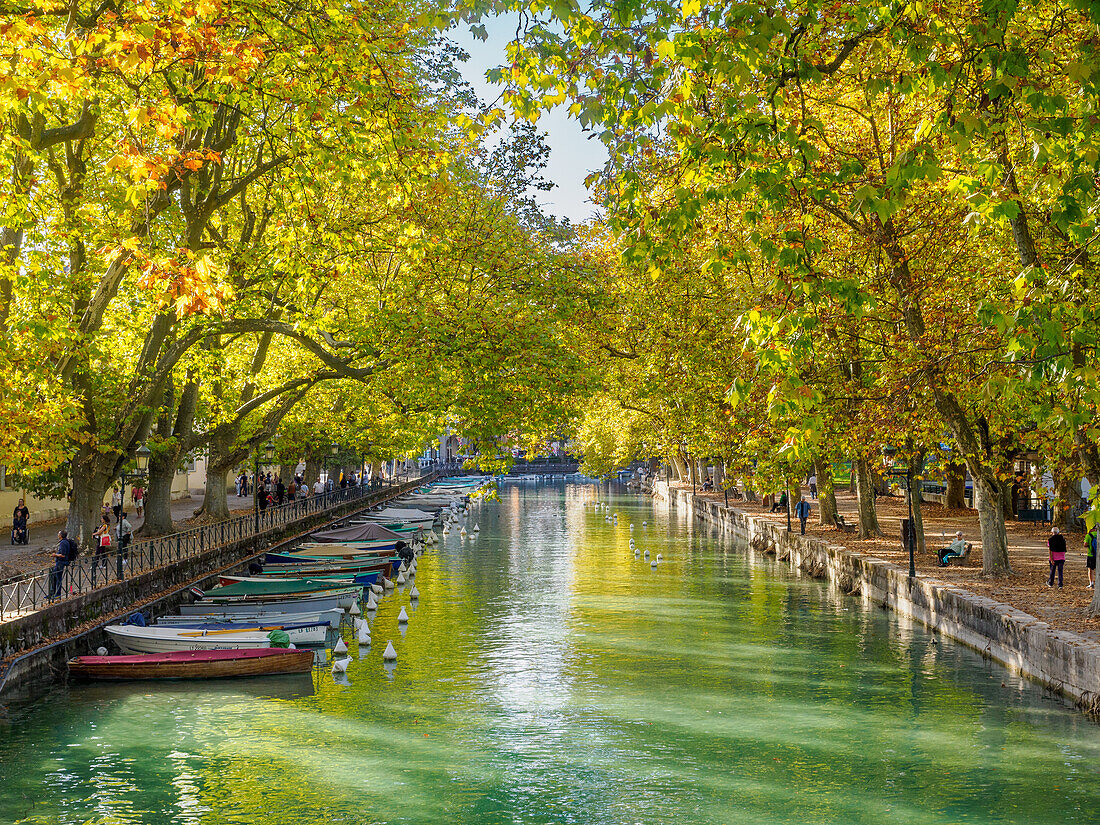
[68,648,316,681]
[200,579,362,605]
[218,571,379,589]
[146,620,331,645]
[178,592,353,616]
[156,608,344,628]
[106,624,279,654]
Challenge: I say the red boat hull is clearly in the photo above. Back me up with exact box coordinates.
[68,647,316,680]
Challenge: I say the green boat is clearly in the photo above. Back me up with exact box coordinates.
[206,578,359,598]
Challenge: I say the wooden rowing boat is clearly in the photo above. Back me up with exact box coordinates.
[68,648,316,681]
[157,608,344,628]
[106,624,279,653]
[218,571,379,589]
[179,591,353,615]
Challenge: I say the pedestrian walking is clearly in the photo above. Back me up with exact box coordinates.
[808,473,818,499]
[1086,524,1098,590]
[795,497,811,535]
[117,512,133,565]
[131,483,144,518]
[275,476,286,505]
[1048,526,1067,588]
[111,486,122,523]
[49,530,77,599]
[93,515,112,586]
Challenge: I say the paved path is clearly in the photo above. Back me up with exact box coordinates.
[679,483,1098,641]
[0,490,252,577]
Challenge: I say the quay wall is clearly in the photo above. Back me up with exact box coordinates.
[653,481,1100,715]
[0,477,431,706]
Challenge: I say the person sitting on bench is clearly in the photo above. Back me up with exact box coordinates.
[937,531,971,565]
[770,491,788,513]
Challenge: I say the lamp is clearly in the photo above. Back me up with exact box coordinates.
[134,443,152,474]
[263,441,275,462]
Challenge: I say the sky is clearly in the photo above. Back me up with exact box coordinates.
[450,15,609,225]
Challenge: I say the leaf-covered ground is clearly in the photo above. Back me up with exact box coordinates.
[680,484,1100,641]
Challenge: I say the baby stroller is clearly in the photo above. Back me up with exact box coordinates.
[11,517,28,545]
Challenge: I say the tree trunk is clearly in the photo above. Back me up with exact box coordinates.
[669,452,687,482]
[280,462,295,485]
[140,450,177,536]
[971,467,1011,575]
[910,452,926,556]
[197,436,235,521]
[696,457,708,486]
[304,458,321,488]
[1052,465,1077,531]
[945,461,967,509]
[854,457,882,538]
[815,457,838,527]
[713,459,725,489]
[67,450,117,552]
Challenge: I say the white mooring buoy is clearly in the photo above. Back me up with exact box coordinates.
[643,549,650,558]
[332,657,349,674]
[642,521,648,526]
[656,553,662,561]
[97,647,108,656]
[334,637,348,655]
[410,585,420,600]
[358,625,371,645]
[366,592,378,611]
[371,583,383,596]
[349,601,361,616]
[383,576,394,590]
[396,571,407,585]
[634,549,640,557]
[473,523,480,532]
[651,560,658,568]
[398,606,409,623]
[383,641,398,661]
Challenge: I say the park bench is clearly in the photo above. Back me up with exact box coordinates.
[1017,508,1051,525]
[938,543,973,566]
[833,514,855,533]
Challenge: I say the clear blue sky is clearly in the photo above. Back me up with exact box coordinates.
[451,15,608,224]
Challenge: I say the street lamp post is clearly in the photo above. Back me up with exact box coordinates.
[118,443,151,579]
[255,440,275,536]
[883,448,916,579]
[329,443,339,503]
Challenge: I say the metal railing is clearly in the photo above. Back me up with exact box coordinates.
[1,471,433,622]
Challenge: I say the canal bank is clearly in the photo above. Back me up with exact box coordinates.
[652,480,1100,716]
[0,475,433,706]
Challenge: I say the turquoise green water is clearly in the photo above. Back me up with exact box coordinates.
[2,480,1100,824]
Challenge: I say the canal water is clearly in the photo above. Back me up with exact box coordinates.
[2,480,1099,824]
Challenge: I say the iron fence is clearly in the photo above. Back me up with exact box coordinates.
[1,472,433,622]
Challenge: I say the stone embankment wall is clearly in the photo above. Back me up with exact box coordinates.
[0,477,431,705]
[653,481,1100,715]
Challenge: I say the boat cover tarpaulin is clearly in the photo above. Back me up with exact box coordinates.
[360,507,435,521]
[310,523,408,543]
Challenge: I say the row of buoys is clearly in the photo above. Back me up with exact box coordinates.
[333,530,425,674]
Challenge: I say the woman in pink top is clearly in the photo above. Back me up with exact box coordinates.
[1047,527,1067,588]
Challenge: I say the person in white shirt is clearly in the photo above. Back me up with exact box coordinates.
[313,479,325,496]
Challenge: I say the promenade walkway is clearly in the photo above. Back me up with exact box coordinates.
[0,490,249,578]
[678,483,1099,641]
